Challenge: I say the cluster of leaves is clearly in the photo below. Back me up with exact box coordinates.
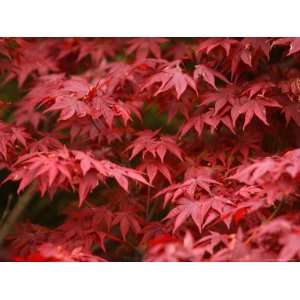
[2,37,300,261]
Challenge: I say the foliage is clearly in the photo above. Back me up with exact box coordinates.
[1,37,300,261]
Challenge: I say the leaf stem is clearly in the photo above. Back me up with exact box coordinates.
[146,186,150,220]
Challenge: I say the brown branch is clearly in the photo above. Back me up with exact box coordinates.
[0,194,13,226]
[0,184,36,246]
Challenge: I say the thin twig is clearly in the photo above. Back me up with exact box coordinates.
[146,186,151,220]
[0,194,13,226]
[0,184,36,246]
[146,198,159,222]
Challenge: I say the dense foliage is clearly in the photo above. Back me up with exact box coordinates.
[1,37,300,261]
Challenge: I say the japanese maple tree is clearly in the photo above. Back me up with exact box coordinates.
[1,37,300,261]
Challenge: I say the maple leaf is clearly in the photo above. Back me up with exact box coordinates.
[0,122,30,160]
[229,38,271,79]
[197,38,238,56]
[75,39,117,65]
[126,130,183,162]
[35,76,138,128]
[5,148,148,205]
[5,148,74,196]
[230,149,300,204]
[54,206,114,252]
[159,94,192,123]
[230,149,300,185]
[74,151,148,186]
[112,207,143,240]
[102,58,164,95]
[103,61,140,94]
[244,38,271,59]
[4,39,58,87]
[46,97,91,120]
[155,166,220,206]
[282,102,300,126]
[194,64,230,89]
[231,47,252,76]
[178,111,213,138]
[164,197,211,233]
[241,80,276,99]
[73,151,148,205]
[164,183,236,233]
[77,172,100,206]
[126,38,168,60]
[90,94,134,128]
[137,160,173,184]
[12,74,64,128]
[179,109,234,138]
[201,86,239,116]
[224,131,262,166]
[28,136,64,153]
[56,38,118,64]
[25,73,70,100]
[142,60,197,99]
[200,85,281,130]
[67,118,125,144]
[32,76,91,119]
[230,157,279,185]
[231,95,281,129]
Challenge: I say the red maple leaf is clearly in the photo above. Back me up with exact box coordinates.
[194,64,230,89]
[5,39,58,87]
[282,102,300,126]
[46,96,91,120]
[142,60,197,99]
[5,148,74,196]
[5,149,148,206]
[137,160,173,184]
[126,38,168,60]
[165,197,209,233]
[73,151,149,205]
[126,130,183,162]
[112,206,143,240]
[231,95,281,129]
[0,122,30,160]
[241,80,276,99]
[197,38,238,56]
[155,166,220,206]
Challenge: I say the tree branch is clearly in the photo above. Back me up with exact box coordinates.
[0,184,36,246]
